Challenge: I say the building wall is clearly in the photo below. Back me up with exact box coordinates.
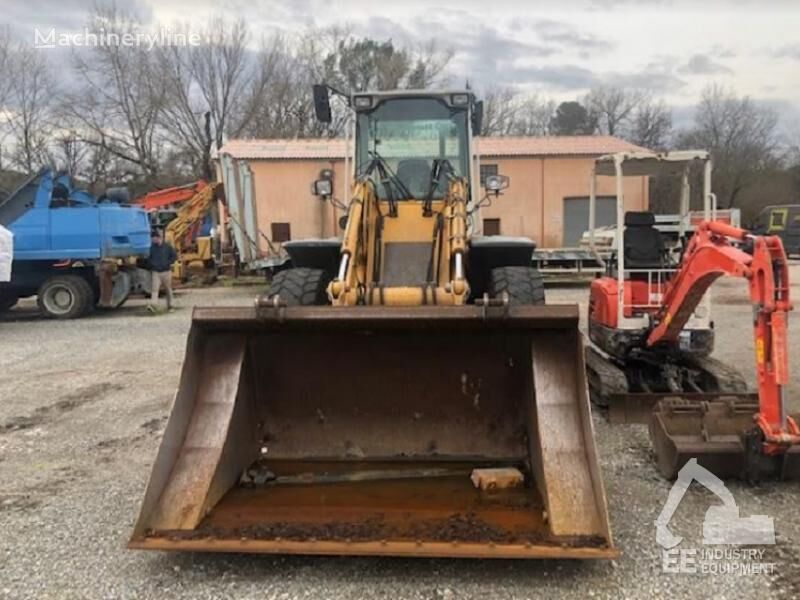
[247,159,347,248]
[479,156,648,247]
[243,154,648,254]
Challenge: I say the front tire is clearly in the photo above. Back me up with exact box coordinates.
[37,275,94,319]
[266,268,331,306]
[489,266,545,305]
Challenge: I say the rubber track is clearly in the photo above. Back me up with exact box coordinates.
[585,346,629,408]
[687,355,748,393]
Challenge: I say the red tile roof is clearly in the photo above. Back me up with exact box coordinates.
[476,135,649,157]
[218,135,648,160]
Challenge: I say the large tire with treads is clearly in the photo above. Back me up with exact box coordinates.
[37,275,94,319]
[489,266,545,305]
[266,268,331,306]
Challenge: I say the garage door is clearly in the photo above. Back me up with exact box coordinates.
[562,197,617,247]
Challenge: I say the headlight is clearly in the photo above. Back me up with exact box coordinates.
[485,174,510,193]
[312,179,333,197]
[353,96,372,108]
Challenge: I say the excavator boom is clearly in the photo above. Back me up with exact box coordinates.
[648,221,800,479]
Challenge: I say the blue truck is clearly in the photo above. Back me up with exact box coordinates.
[0,169,151,318]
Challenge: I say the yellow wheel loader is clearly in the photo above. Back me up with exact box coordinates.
[129,88,616,559]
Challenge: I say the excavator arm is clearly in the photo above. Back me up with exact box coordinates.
[135,180,208,211]
[646,220,798,454]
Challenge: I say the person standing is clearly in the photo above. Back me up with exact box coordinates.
[148,230,177,312]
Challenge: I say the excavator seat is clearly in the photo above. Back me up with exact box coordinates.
[623,211,665,272]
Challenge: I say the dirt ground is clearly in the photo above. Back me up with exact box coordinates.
[1,268,799,599]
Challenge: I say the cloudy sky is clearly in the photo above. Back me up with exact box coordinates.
[6,0,800,128]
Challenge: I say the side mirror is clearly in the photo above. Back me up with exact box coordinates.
[472,100,484,136]
[313,84,332,123]
[485,174,510,194]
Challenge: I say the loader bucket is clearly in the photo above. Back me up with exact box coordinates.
[650,399,800,481]
[129,304,616,559]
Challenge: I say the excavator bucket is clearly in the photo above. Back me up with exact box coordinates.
[650,399,800,481]
[129,303,616,559]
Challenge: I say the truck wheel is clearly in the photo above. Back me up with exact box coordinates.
[266,268,330,306]
[489,266,546,305]
[37,275,94,319]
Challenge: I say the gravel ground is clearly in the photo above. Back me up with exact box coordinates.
[1,270,799,600]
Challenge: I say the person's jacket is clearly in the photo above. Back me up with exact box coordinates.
[149,242,177,272]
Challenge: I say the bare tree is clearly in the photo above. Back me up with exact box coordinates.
[66,5,166,183]
[678,85,780,208]
[187,17,254,150]
[257,53,324,138]
[0,28,12,107]
[480,88,518,136]
[630,98,672,149]
[584,86,644,137]
[509,95,556,136]
[52,131,88,178]
[406,40,453,89]
[6,43,54,173]
[479,88,555,136]
[0,29,16,170]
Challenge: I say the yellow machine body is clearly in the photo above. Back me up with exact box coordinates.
[130,89,615,559]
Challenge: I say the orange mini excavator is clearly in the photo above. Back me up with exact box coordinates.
[586,151,799,481]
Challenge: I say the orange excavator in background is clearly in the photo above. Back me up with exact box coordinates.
[586,151,799,481]
[135,180,208,212]
[134,180,222,281]
[645,220,798,479]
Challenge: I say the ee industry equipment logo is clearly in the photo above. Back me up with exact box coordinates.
[655,459,776,575]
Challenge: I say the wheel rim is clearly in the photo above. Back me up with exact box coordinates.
[43,285,75,315]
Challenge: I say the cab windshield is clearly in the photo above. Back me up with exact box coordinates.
[355,97,469,200]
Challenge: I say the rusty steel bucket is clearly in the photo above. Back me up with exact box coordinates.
[129,304,616,559]
[650,399,800,481]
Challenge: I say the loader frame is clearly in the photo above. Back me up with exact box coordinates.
[129,88,617,559]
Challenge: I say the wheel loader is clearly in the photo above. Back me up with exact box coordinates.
[129,88,616,559]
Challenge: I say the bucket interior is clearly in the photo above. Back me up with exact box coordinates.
[130,307,615,558]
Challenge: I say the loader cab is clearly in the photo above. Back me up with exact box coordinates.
[352,91,478,200]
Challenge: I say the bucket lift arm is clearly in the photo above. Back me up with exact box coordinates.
[645,220,798,454]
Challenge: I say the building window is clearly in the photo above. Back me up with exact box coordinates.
[479,164,498,186]
[483,218,501,236]
[271,222,291,242]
